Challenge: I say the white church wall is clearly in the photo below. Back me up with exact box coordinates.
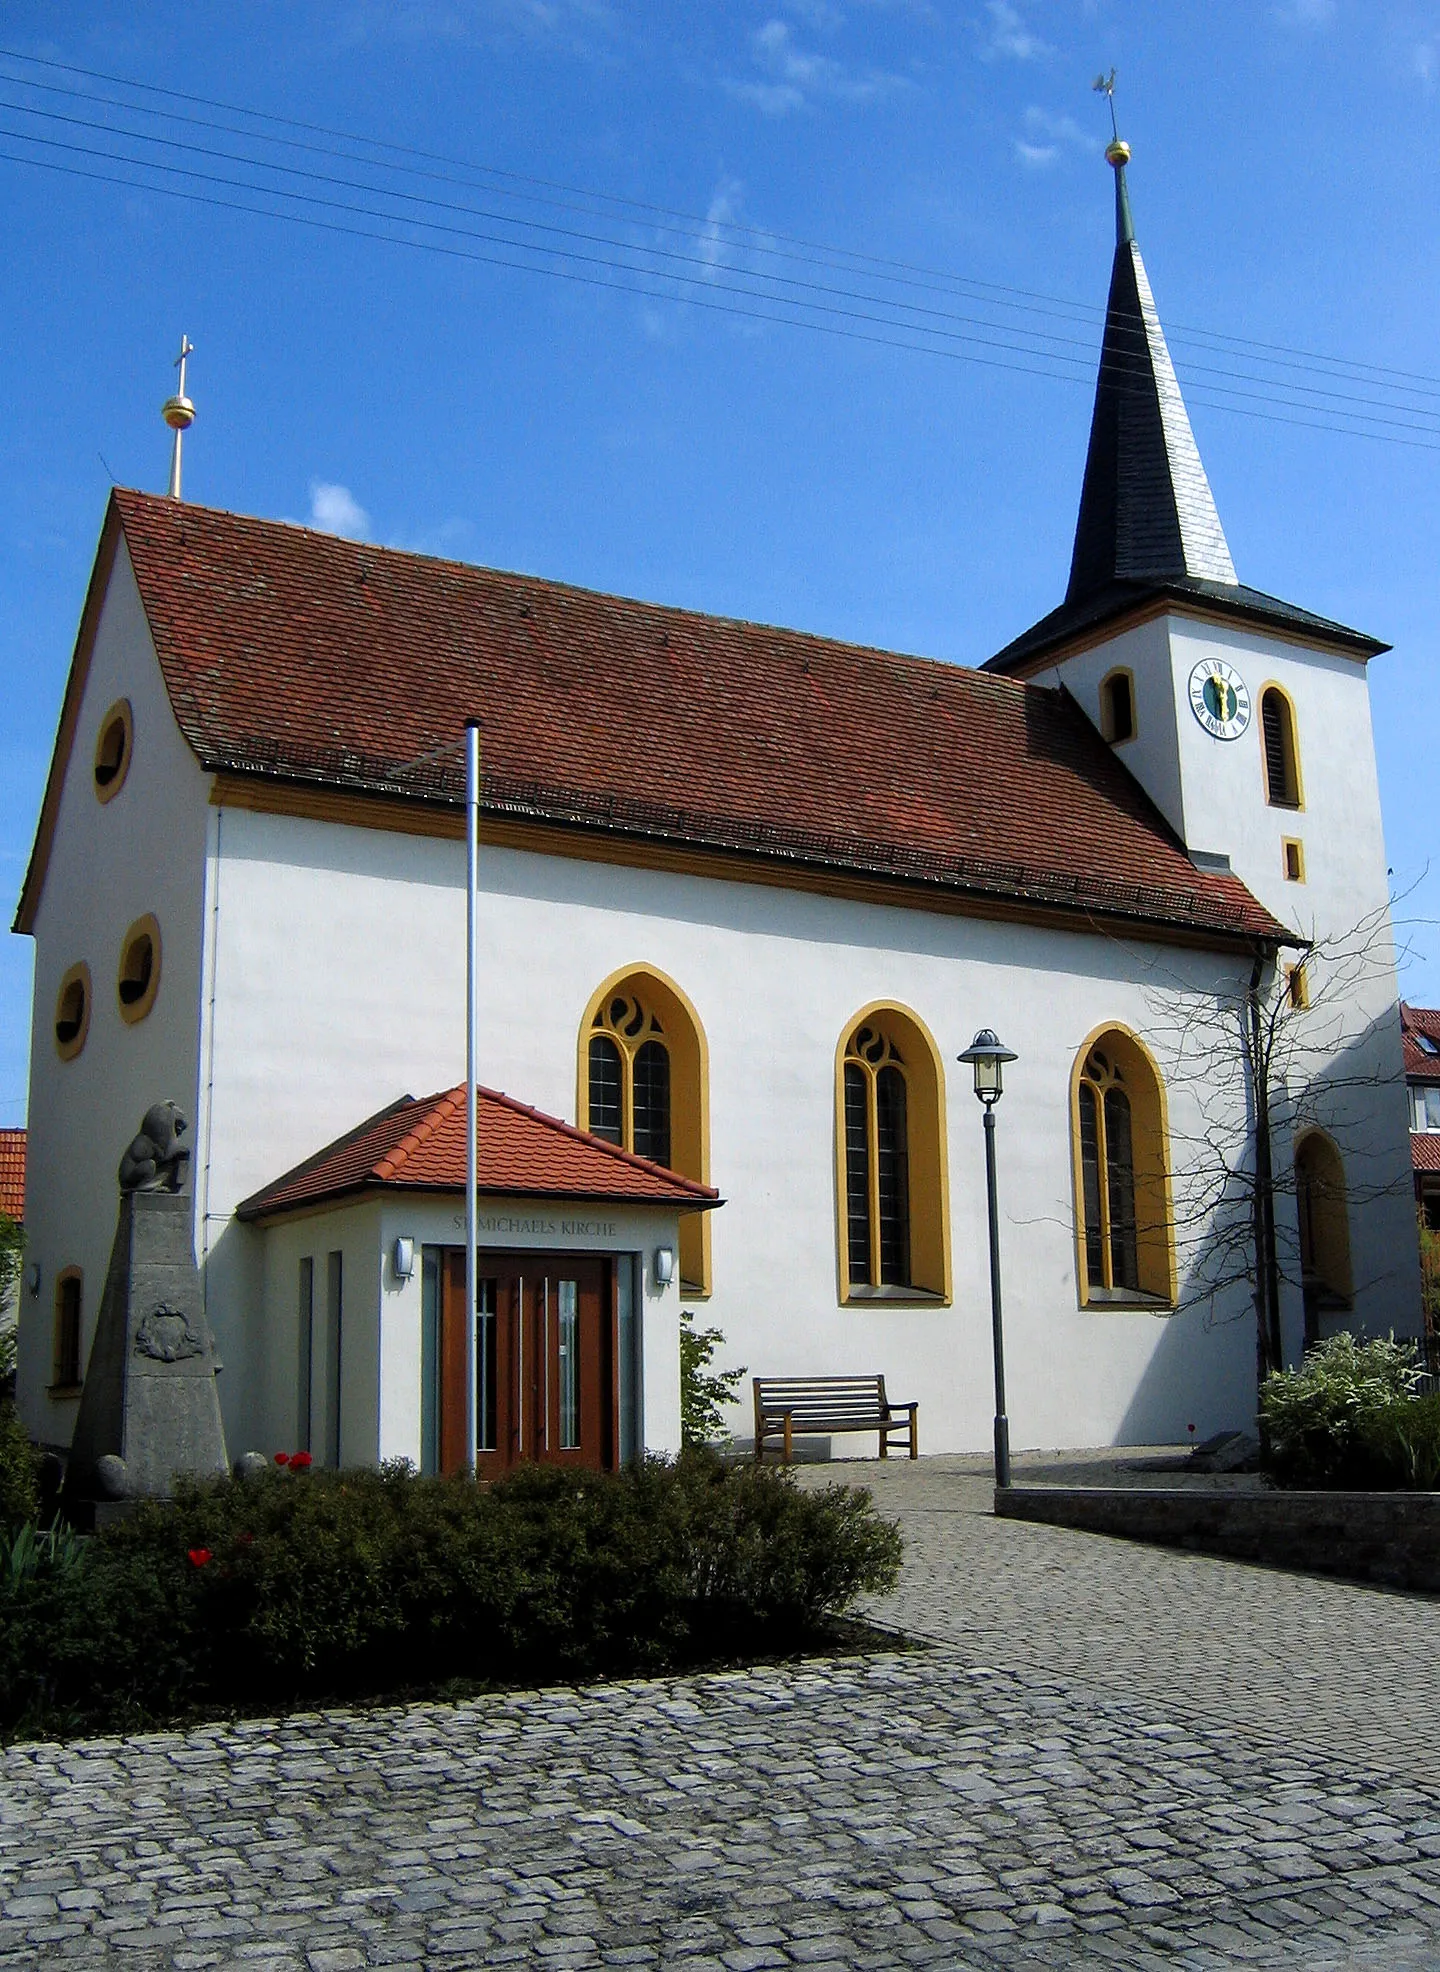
[1037,608,1418,1354]
[18,545,212,1447]
[1029,615,1186,841]
[252,1198,380,1467]
[1165,620,1419,1347]
[197,805,1265,1455]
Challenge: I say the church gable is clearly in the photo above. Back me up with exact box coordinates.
[88,487,1283,950]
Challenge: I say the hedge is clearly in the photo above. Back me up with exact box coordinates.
[0,1451,903,1740]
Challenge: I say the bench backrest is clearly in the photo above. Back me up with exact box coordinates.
[753,1375,890,1429]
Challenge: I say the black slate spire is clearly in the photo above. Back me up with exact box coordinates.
[1066,138,1237,604]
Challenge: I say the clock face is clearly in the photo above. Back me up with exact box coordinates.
[1187,659,1251,741]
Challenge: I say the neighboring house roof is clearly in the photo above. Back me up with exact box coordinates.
[236,1085,722,1222]
[986,155,1384,677]
[1411,1133,1440,1176]
[1400,1003,1440,1079]
[16,487,1292,952]
[0,1129,23,1222]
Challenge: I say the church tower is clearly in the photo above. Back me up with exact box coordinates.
[989,126,1418,1352]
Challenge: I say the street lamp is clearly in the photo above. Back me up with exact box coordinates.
[959,1028,1018,1490]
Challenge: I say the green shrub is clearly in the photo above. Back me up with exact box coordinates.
[679,1310,746,1445]
[1260,1333,1427,1487]
[0,1403,39,1532]
[1357,1392,1440,1491]
[0,1451,902,1739]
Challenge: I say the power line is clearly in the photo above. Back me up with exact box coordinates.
[6,42,1438,400]
[5,110,1437,443]
[11,139,1440,456]
[2,64,1438,448]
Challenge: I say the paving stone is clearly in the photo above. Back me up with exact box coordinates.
[4,1458,1440,1968]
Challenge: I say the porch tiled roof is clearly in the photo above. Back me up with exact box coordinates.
[30,489,1291,950]
[0,1129,23,1222]
[236,1086,720,1222]
[1412,1133,1440,1175]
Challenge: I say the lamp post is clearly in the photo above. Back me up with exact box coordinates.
[959,1029,1017,1490]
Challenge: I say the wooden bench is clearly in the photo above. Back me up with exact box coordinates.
[752,1375,918,1465]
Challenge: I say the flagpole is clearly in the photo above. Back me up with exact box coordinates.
[465,718,481,1475]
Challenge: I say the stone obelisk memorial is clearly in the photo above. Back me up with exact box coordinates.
[66,1102,228,1513]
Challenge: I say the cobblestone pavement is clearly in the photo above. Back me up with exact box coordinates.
[2,1455,1438,1970]
[827,1454,1440,1782]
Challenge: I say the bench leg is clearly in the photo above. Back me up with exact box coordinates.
[909,1409,918,1460]
[783,1415,793,1465]
[878,1425,888,1460]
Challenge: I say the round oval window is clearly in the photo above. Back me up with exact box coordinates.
[93,700,133,802]
[55,964,91,1060]
[117,917,161,1023]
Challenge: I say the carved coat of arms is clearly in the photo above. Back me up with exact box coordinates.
[134,1303,205,1363]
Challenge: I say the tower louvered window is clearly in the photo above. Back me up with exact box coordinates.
[1261,689,1301,808]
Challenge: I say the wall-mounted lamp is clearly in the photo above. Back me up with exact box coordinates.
[391,1236,416,1283]
[653,1246,675,1288]
[24,1263,39,1298]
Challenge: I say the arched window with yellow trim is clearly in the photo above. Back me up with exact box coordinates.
[1294,1129,1352,1340]
[1072,1029,1175,1305]
[1260,686,1302,809]
[835,1006,950,1302]
[579,969,710,1294]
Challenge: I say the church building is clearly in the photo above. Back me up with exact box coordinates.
[11,143,1420,1472]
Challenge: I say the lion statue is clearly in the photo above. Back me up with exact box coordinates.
[118,1101,191,1193]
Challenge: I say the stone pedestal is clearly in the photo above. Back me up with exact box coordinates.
[66,1191,228,1505]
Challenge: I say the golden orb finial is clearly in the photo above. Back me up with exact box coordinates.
[1105,137,1131,168]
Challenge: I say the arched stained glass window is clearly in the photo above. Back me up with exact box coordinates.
[843,1025,913,1289]
[587,994,670,1164]
[1073,1033,1174,1305]
[580,971,710,1292]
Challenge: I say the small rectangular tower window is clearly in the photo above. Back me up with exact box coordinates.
[1283,839,1305,883]
[1286,962,1310,1011]
[1100,670,1135,744]
[53,1271,82,1389]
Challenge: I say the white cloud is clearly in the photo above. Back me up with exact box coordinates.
[698,177,744,277]
[979,1,1051,61]
[725,15,908,114]
[308,481,371,538]
[1013,104,1088,167]
[1273,0,1336,23]
[1415,39,1436,84]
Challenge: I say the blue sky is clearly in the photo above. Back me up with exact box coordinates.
[3,0,1440,1129]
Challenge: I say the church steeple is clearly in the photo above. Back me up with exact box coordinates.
[1066,132,1238,603]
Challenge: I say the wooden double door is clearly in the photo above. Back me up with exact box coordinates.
[440,1252,616,1475]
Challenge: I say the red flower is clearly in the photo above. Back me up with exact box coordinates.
[274,1452,290,1466]
[187,1548,212,1568]
[290,1451,313,1470]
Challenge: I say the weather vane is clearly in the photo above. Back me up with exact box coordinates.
[1092,67,1130,169]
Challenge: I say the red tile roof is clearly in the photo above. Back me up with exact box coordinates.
[1401,1004,1440,1079]
[236,1085,721,1222]
[29,489,1287,949]
[1412,1132,1440,1174]
[0,1129,23,1223]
